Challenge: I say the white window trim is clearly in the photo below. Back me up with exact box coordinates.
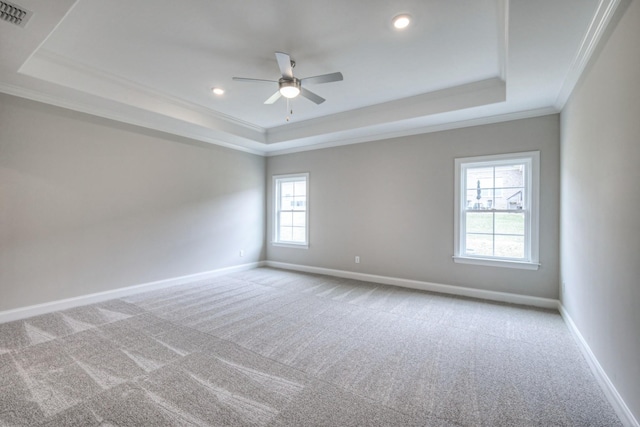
[272,173,309,249]
[453,151,540,270]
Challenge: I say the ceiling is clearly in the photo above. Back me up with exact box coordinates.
[0,0,623,155]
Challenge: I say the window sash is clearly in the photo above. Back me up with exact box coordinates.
[461,210,529,260]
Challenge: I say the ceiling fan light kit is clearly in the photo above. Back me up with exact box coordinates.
[392,14,411,29]
[279,78,301,98]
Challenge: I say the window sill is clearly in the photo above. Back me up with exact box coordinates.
[272,242,309,249]
[453,256,540,270]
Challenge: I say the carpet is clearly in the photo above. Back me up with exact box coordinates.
[0,267,622,426]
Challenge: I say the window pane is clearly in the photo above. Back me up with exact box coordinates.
[279,212,293,227]
[281,182,294,196]
[466,212,493,234]
[279,226,292,241]
[294,181,306,196]
[291,227,306,242]
[495,164,524,186]
[494,164,525,210]
[292,197,306,210]
[465,170,494,210]
[494,235,524,259]
[466,190,479,210]
[465,234,493,257]
[292,212,306,226]
[466,167,492,188]
[504,191,524,210]
[281,196,294,209]
[503,187,525,210]
[494,212,525,235]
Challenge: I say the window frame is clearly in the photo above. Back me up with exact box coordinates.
[272,173,309,248]
[453,151,540,270]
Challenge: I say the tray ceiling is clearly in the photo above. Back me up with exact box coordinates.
[0,0,622,155]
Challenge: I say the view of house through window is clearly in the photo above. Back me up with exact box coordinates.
[273,173,309,246]
[454,152,539,269]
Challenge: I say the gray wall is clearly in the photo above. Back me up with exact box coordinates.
[267,115,560,299]
[0,94,266,312]
[560,0,640,421]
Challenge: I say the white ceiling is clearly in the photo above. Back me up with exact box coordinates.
[0,0,622,155]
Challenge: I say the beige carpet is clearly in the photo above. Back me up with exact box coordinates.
[0,267,622,426]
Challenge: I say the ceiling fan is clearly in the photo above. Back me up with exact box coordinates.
[232,52,343,105]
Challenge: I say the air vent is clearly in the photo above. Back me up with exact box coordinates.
[0,1,32,28]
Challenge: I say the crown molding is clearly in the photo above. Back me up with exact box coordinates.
[554,0,629,109]
[265,106,558,156]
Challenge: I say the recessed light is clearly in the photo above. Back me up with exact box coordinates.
[212,87,225,95]
[392,14,411,30]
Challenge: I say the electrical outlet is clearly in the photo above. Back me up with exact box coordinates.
[239,250,244,257]
[355,256,360,264]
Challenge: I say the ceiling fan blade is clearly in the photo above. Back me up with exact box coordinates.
[232,77,277,84]
[264,91,282,104]
[275,52,294,79]
[300,88,325,104]
[301,72,344,85]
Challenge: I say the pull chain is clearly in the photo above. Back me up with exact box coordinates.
[285,97,293,122]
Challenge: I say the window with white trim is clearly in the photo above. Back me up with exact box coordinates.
[454,151,540,270]
[273,173,309,247]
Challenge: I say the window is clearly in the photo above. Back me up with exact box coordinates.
[454,151,540,269]
[273,173,309,247]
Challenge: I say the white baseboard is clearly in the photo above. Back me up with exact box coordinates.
[265,261,559,309]
[559,304,639,427]
[0,261,266,324]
